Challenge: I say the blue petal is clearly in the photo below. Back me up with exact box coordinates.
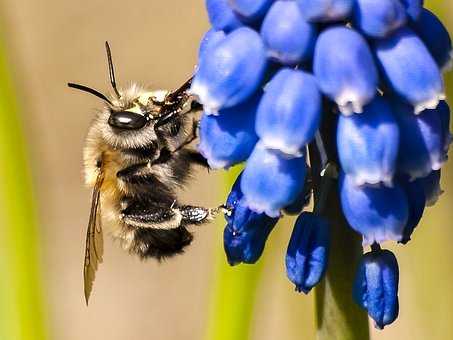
[435,101,452,154]
[314,26,378,114]
[261,1,317,65]
[353,249,399,329]
[229,0,274,23]
[337,96,399,186]
[241,142,307,217]
[401,0,423,20]
[353,0,406,38]
[412,8,452,70]
[339,173,409,245]
[285,212,330,293]
[296,0,354,22]
[392,99,445,180]
[398,178,426,244]
[283,182,311,216]
[198,93,260,169]
[205,0,243,32]
[224,173,279,265]
[416,170,443,206]
[256,68,322,155]
[373,27,445,113]
[191,27,268,113]
[198,29,226,62]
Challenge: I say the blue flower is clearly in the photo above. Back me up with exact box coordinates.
[198,29,226,62]
[352,0,406,38]
[399,178,426,244]
[339,173,409,245]
[261,1,317,65]
[400,0,423,20]
[416,170,443,206]
[286,212,330,293]
[205,0,243,32]
[353,248,399,329]
[228,0,274,23]
[373,27,445,114]
[198,93,260,169]
[412,8,452,70]
[392,99,445,180]
[296,0,354,22]
[337,96,399,186]
[224,173,279,265]
[191,27,267,114]
[241,142,307,217]
[255,68,322,156]
[313,26,378,114]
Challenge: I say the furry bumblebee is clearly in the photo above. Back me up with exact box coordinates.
[69,43,223,304]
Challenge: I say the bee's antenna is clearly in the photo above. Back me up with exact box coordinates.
[67,82,114,106]
[105,41,121,99]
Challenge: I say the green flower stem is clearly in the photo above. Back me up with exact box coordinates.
[205,167,263,340]
[0,30,47,340]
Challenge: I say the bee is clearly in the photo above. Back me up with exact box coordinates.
[68,42,224,304]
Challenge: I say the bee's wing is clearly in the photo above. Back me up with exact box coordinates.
[84,171,104,305]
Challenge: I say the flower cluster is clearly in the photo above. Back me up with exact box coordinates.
[191,0,451,329]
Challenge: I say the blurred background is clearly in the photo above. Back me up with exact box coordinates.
[0,1,452,340]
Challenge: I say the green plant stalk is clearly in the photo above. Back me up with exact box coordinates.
[205,167,263,340]
[0,33,47,340]
[314,179,370,340]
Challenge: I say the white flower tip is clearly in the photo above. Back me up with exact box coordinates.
[442,50,453,73]
[335,90,366,115]
[260,138,304,159]
[190,82,220,115]
[414,93,445,114]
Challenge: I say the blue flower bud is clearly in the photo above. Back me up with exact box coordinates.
[392,100,445,180]
[224,173,279,265]
[412,9,452,70]
[399,178,426,244]
[191,27,267,114]
[198,93,260,169]
[296,0,354,23]
[435,101,452,154]
[206,0,243,32]
[353,249,399,329]
[198,29,226,62]
[373,28,445,114]
[401,0,423,20]
[229,0,274,23]
[417,170,443,206]
[314,27,378,114]
[256,69,322,155]
[339,173,409,245]
[241,142,307,217]
[337,97,399,186]
[261,1,317,65]
[352,0,406,38]
[286,212,330,293]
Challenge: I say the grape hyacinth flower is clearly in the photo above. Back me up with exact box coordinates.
[195,0,451,332]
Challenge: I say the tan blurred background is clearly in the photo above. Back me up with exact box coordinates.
[1,1,452,339]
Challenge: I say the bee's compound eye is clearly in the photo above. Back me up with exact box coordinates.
[108,111,149,130]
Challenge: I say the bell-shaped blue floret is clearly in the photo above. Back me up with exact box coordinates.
[417,170,443,206]
[241,142,307,217]
[261,1,317,65]
[296,0,354,22]
[198,29,226,62]
[198,93,260,169]
[339,173,409,245]
[373,27,445,114]
[412,9,452,70]
[314,27,378,115]
[399,178,426,244]
[205,0,243,32]
[286,212,330,293]
[256,69,322,156]
[401,0,423,20]
[337,97,399,186]
[353,249,399,329]
[435,101,452,154]
[352,0,406,38]
[224,173,279,265]
[228,0,274,23]
[191,27,267,114]
[392,100,445,180]
[283,181,311,216]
